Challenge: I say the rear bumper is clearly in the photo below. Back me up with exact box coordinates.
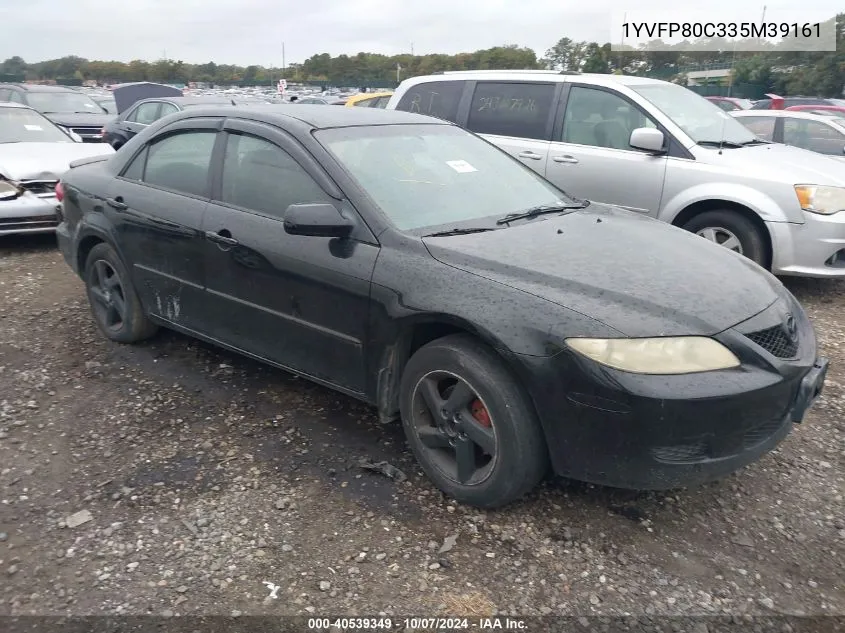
[0,195,60,236]
[513,348,827,491]
[55,221,76,273]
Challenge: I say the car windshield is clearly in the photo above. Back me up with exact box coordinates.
[0,107,73,143]
[26,91,105,114]
[631,83,758,146]
[316,124,573,232]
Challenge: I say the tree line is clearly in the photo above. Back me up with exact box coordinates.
[1,14,842,95]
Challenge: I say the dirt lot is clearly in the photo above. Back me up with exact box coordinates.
[1,234,843,623]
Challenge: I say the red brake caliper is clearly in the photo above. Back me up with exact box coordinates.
[470,399,492,428]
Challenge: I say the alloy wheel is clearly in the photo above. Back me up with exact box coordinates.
[88,259,127,332]
[696,227,744,254]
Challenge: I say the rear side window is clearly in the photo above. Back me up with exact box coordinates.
[466,82,555,140]
[142,131,217,197]
[0,89,10,101]
[395,80,464,123]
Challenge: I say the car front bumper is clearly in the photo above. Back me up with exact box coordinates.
[513,337,827,491]
[768,211,845,277]
[0,194,60,236]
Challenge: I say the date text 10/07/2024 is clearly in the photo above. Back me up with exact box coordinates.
[622,21,822,40]
[307,617,528,630]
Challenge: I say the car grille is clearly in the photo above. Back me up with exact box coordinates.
[70,127,103,142]
[0,214,59,231]
[746,325,798,359]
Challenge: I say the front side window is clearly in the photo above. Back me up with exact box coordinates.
[141,131,216,197]
[561,86,656,150]
[783,118,845,155]
[129,102,161,125]
[317,123,571,232]
[0,106,74,144]
[220,133,331,217]
[735,116,776,141]
[24,91,104,114]
[467,82,555,141]
[631,83,757,146]
[395,81,464,123]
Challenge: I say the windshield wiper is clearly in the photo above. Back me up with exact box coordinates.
[496,202,589,225]
[739,138,770,145]
[422,227,499,237]
[697,140,746,148]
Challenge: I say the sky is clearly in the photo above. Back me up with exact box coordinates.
[1,0,840,66]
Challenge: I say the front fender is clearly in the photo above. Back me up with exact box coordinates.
[658,182,796,225]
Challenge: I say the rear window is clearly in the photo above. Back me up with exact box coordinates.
[466,82,555,140]
[395,80,464,123]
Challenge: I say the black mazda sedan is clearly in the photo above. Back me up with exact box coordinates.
[54,105,828,508]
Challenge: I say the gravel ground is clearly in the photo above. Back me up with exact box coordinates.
[0,234,843,622]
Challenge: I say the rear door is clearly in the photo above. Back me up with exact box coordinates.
[463,81,559,175]
[544,84,667,214]
[106,117,222,330]
[200,119,378,393]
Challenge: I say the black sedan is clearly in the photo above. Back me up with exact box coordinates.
[54,105,828,508]
[102,96,237,149]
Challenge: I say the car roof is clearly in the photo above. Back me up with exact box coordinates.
[403,70,665,87]
[141,96,236,106]
[732,110,843,123]
[169,104,451,129]
[3,84,78,93]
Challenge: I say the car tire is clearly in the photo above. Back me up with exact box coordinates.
[84,243,158,343]
[399,334,549,508]
[683,210,767,267]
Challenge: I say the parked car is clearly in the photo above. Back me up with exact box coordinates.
[387,70,845,277]
[732,110,845,160]
[93,95,118,115]
[750,94,842,110]
[345,92,394,109]
[295,96,348,105]
[784,104,845,115]
[54,105,827,507]
[102,96,237,149]
[0,84,113,142]
[705,96,753,111]
[0,102,114,235]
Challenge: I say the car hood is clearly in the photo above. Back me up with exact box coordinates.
[423,205,782,337]
[42,112,115,127]
[0,142,115,181]
[699,142,845,186]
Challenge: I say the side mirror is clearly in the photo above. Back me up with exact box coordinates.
[630,127,665,153]
[283,203,353,238]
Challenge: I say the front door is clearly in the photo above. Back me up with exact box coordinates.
[545,85,667,215]
[107,119,221,330]
[200,121,378,393]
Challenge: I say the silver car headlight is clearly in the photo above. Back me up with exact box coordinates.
[565,337,741,375]
[0,179,22,201]
[794,185,845,215]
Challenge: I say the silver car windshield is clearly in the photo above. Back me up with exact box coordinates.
[631,83,758,146]
[0,108,73,144]
[316,124,573,231]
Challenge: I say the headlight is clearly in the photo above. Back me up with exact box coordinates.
[565,337,740,375]
[0,180,21,201]
[794,185,845,215]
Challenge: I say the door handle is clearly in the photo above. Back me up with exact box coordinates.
[106,196,128,210]
[552,155,579,164]
[517,150,544,160]
[205,229,240,247]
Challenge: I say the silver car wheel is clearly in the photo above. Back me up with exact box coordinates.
[696,227,744,254]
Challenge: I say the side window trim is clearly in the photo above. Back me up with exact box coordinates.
[117,145,150,181]
[555,82,692,160]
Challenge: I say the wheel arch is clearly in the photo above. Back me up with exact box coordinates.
[670,199,773,269]
[374,314,522,424]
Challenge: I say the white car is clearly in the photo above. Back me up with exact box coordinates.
[0,102,114,236]
[731,109,845,161]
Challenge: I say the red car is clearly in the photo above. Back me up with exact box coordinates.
[705,96,753,111]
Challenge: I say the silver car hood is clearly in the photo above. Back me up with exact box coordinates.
[697,142,845,186]
[0,142,115,182]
